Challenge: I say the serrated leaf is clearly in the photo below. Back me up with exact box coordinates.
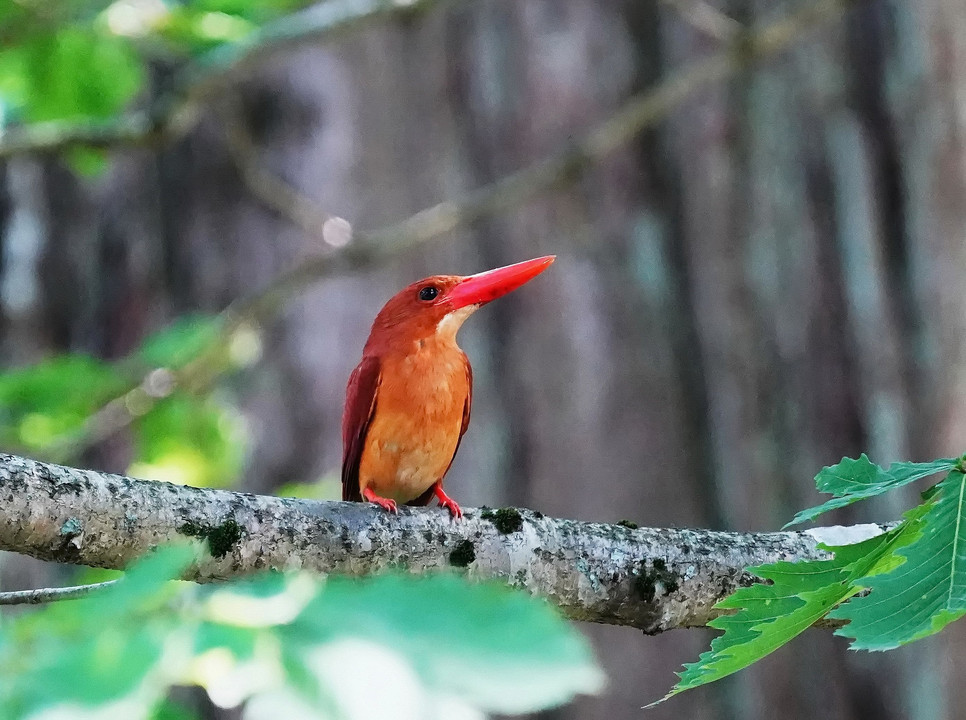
[654,540,865,703]
[831,470,966,649]
[785,454,958,527]
[655,508,930,705]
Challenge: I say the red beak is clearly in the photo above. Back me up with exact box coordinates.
[446,256,555,310]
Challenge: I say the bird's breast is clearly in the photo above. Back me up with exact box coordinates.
[358,346,469,502]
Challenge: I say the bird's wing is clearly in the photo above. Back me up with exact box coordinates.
[408,356,472,507]
[341,356,381,502]
[458,358,472,444]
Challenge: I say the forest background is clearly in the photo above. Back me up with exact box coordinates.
[2,0,966,718]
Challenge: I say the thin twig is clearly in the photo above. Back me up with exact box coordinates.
[224,0,859,325]
[0,580,118,605]
[661,0,743,42]
[9,0,859,464]
[0,114,159,158]
[220,100,335,241]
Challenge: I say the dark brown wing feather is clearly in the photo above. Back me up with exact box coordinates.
[407,357,473,506]
[341,356,382,501]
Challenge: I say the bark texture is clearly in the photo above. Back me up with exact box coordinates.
[0,452,881,633]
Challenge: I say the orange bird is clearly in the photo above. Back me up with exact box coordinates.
[342,255,555,518]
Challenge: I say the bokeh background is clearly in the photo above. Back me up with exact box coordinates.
[2,0,966,717]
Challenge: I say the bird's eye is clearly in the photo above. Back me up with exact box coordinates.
[418,286,439,302]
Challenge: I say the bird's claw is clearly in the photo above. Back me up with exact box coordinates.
[433,486,463,519]
[440,497,463,518]
[375,497,398,514]
[363,489,398,514]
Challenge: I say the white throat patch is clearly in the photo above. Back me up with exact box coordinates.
[436,305,479,342]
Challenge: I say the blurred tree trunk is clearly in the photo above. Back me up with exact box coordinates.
[3,0,966,718]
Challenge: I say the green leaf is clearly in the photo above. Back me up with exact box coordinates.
[130,394,245,488]
[136,315,222,368]
[831,470,966,649]
[656,507,930,705]
[194,572,603,716]
[151,698,203,720]
[0,355,127,451]
[279,574,605,714]
[194,620,259,660]
[0,544,197,717]
[276,472,340,501]
[21,26,142,122]
[0,551,600,718]
[785,454,958,527]
[0,47,28,115]
[156,7,255,54]
[67,145,110,176]
[157,0,306,51]
[193,0,308,17]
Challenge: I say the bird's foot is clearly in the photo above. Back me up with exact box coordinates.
[363,488,398,514]
[433,485,463,519]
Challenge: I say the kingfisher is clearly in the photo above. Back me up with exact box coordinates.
[341,256,555,518]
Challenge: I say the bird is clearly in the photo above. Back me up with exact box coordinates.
[341,255,555,518]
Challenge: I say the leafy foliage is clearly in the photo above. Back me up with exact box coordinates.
[151,699,202,720]
[0,315,243,489]
[0,0,310,160]
[135,315,222,368]
[831,469,966,650]
[18,26,142,123]
[294,574,602,714]
[0,545,604,719]
[0,355,128,451]
[656,508,927,703]
[660,454,966,705]
[130,394,245,488]
[0,545,195,716]
[786,454,958,527]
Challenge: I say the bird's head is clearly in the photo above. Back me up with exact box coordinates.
[366,255,555,348]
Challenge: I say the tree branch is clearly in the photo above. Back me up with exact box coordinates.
[0,452,886,632]
[220,99,347,244]
[0,0,854,161]
[5,0,862,481]
[1,0,862,340]
[660,0,743,43]
[207,0,863,326]
[0,580,117,605]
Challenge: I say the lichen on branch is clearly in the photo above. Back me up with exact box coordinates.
[0,452,884,632]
